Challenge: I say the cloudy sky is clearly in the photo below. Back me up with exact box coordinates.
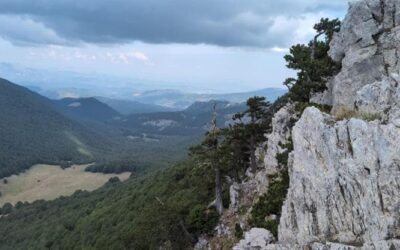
[0,0,347,93]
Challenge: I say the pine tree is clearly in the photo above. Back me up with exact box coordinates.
[284,18,341,102]
[190,104,224,215]
[242,96,271,174]
[220,123,249,180]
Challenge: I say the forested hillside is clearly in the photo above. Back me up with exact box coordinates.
[0,159,217,250]
[0,78,114,178]
[0,92,278,249]
[51,97,121,123]
[0,78,204,178]
[116,101,247,136]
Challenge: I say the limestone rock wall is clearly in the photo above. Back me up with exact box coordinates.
[262,103,296,174]
[326,0,400,118]
[233,1,400,249]
[279,107,400,249]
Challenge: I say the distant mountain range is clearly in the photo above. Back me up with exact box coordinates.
[115,101,247,136]
[0,77,258,176]
[0,78,208,177]
[117,88,286,110]
[35,87,286,111]
[0,76,286,178]
[0,63,286,111]
[50,95,248,136]
[96,96,175,115]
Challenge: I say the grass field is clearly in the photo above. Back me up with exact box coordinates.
[0,164,130,205]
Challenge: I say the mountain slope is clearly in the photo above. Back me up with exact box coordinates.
[0,78,111,178]
[96,97,175,115]
[116,100,246,136]
[0,159,216,250]
[51,97,121,123]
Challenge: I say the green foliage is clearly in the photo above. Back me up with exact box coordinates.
[276,151,289,167]
[0,78,203,179]
[87,135,200,176]
[232,96,272,173]
[284,18,341,102]
[14,201,24,209]
[0,159,217,249]
[218,124,250,179]
[314,18,341,42]
[107,176,121,183]
[51,97,120,123]
[243,96,272,141]
[187,205,219,234]
[1,202,13,215]
[0,78,114,178]
[250,169,290,237]
[295,102,332,115]
[252,136,292,237]
[235,223,244,239]
[189,97,274,217]
[276,138,293,168]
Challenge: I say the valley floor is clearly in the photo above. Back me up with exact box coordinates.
[0,164,130,205]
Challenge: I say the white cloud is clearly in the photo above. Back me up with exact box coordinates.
[104,51,150,64]
[271,47,289,53]
[268,12,332,47]
[129,51,149,62]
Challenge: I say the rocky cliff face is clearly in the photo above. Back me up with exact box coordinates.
[262,103,297,174]
[324,0,400,120]
[278,108,400,249]
[231,1,400,249]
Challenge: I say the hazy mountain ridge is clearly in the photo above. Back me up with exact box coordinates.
[48,96,248,137]
[0,63,286,109]
[0,77,205,177]
[116,100,247,136]
[95,96,175,115]
[129,88,286,109]
[51,97,121,123]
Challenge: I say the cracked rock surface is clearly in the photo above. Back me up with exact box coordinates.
[235,1,400,249]
[323,0,400,121]
[278,107,400,249]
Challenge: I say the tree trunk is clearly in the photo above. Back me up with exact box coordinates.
[214,166,224,215]
[250,134,257,174]
[311,32,323,60]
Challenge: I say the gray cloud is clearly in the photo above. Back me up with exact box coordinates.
[0,0,347,47]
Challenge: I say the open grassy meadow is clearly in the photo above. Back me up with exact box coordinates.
[0,164,130,205]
